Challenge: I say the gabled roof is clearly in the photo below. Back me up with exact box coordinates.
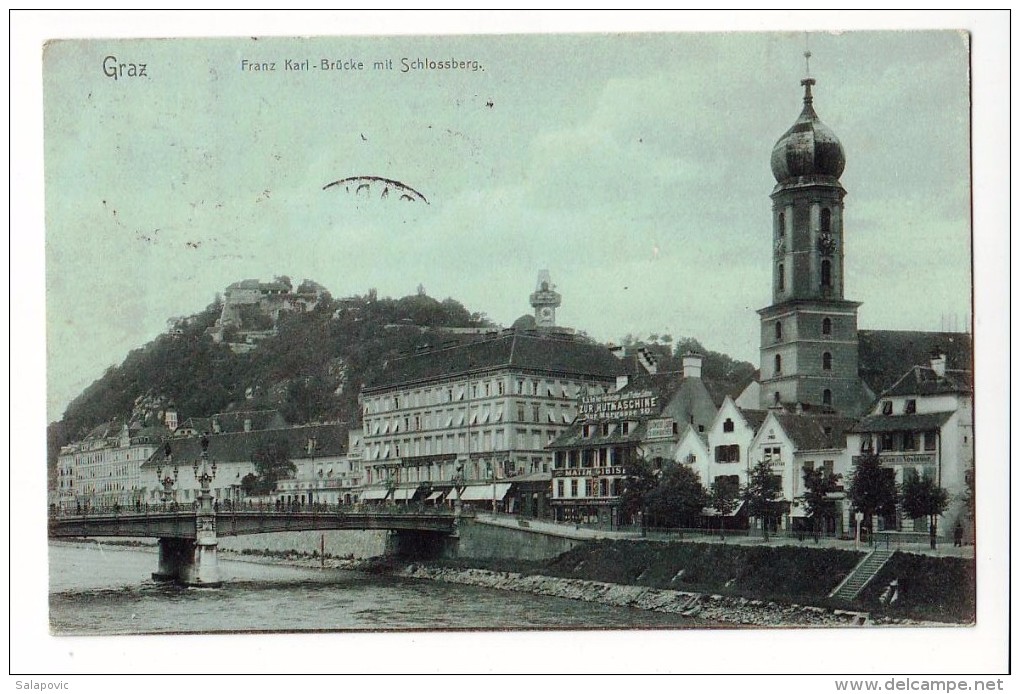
[768,413,858,452]
[882,365,972,398]
[177,417,212,432]
[851,411,955,434]
[142,423,349,469]
[85,420,124,441]
[547,418,648,450]
[130,425,170,443]
[212,409,287,433]
[366,330,624,391]
[737,408,769,432]
[548,372,719,449]
[858,330,972,395]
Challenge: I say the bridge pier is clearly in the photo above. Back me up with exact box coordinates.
[152,536,221,587]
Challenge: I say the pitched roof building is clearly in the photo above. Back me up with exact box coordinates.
[358,328,625,510]
[546,352,718,526]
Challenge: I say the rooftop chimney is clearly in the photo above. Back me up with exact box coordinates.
[681,351,703,380]
[930,351,947,378]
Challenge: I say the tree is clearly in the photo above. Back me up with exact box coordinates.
[240,472,262,497]
[742,458,784,542]
[708,476,740,539]
[646,463,707,528]
[901,474,950,549]
[847,453,898,543]
[248,437,296,496]
[619,457,659,527]
[801,467,842,542]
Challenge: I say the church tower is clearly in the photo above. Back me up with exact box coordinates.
[529,270,561,328]
[758,67,861,413]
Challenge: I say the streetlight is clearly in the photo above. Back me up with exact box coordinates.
[453,462,464,518]
[155,442,179,509]
[193,435,218,512]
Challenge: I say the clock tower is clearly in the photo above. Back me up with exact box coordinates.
[758,72,862,414]
[529,270,561,328]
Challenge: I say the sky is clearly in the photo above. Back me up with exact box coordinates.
[40,23,973,424]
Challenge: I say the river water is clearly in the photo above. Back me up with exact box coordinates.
[49,542,704,634]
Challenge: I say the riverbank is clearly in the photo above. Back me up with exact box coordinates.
[399,564,872,627]
[405,540,974,626]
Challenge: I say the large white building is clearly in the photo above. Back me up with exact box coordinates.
[358,328,624,508]
[55,421,168,512]
[846,353,974,538]
[141,423,359,507]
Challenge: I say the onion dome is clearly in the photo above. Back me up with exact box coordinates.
[770,78,845,182]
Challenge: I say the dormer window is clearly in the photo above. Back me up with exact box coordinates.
[881,401,893,415]
[905,399,917,414]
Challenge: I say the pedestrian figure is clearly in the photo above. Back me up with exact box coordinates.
[953,522,964,547]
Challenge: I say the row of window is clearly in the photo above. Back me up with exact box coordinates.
[773,352,834,374]
[368,402,575,435]
[880,399,918,415]
[774,317,834,341]
[861,431,938,453]
[580,421,640,438]
[553,446,636,468]
[776,208,833,236]
[365,428,560,460]
[363,378,597,415]
[554,477,623,499]
[776,260,834,292]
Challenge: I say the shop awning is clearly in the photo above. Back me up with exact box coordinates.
[425,491,445,501]
[458,483,512,501]
[392,487,416,501]
[360,487,391,500]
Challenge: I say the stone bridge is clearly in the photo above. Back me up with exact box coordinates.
[49,506,461,587]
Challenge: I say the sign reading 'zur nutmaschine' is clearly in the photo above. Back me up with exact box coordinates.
[578,390,658,420]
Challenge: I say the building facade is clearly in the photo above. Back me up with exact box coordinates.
[845,354,974,537]
[747,410,856,534]
[55,421,169,512]
[358,329,624,508]
[548,353,719,527]
[142,423,356,507]
[675,395,767,523]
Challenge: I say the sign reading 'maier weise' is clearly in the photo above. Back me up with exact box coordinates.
[579,390,658,420]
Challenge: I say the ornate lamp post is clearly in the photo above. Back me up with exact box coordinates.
[453,462,465,519]
[193,435,218,512]
[155,442,179,509]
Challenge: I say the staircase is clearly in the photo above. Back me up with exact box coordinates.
[830,548,896,601]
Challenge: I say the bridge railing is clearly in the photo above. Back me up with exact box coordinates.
[50,500,467,521]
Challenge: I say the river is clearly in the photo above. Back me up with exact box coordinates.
[49,541,705,634]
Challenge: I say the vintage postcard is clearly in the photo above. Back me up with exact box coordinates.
[15,13,1009,678]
